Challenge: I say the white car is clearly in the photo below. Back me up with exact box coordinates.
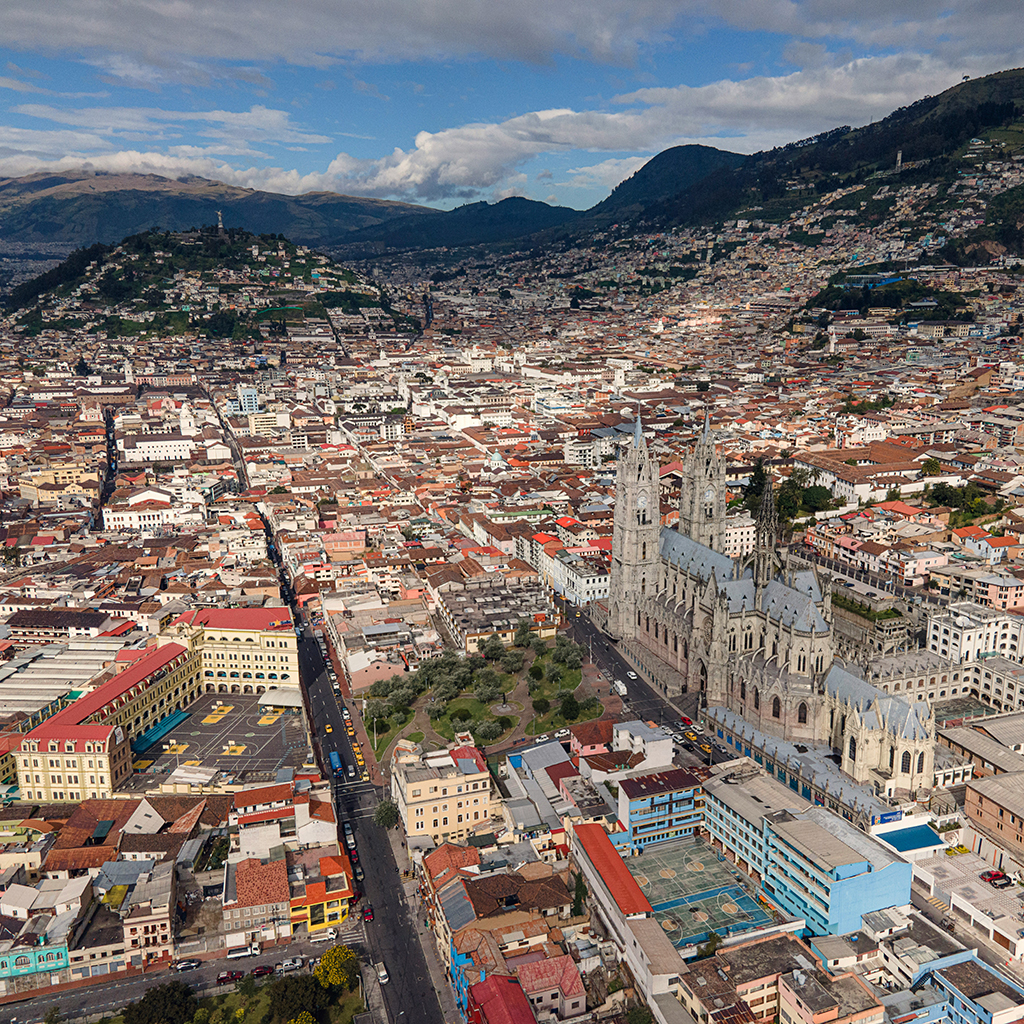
[627,671,637,680]
[376,962,389,985]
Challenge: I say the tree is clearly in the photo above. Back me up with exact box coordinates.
[532,697,550,715]
[44,1009,63,1024]
[627,1008,654,1024]
[287,1015,315,1024]
[802,485,833,513]
[531,636,548,656]
[267,976,327,1023]
[474,720,502,742]
[236,974,257,999]
[560,691,580,722]
[697,931,724,958]
[921,457,941,476]
[529,664,544,681]
[565,649,583,670]
[501,649,524,674]
[572,870,587,916]
[364,698,389,722]
[74,356,91,377]
[474,681,502,704]
[314,944,359,989]
[480,633,505,660]
[373,799,400,830]
[514,620,533,647]
[123,981,198,1024]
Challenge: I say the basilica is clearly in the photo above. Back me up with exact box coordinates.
[605,418,935,801]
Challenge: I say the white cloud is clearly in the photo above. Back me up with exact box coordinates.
[563,156,650,191]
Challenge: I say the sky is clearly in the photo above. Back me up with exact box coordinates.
[0,1,1020,212]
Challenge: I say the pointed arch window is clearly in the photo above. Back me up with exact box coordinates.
[797,702,807,724]
[740,679,746,701]
[889,747,895,770]
[901,750,911,774]
[848,737,857,762]
[753,689,760,710]
[917,751,925,774]
[641,542,646,560]
[772,696,781,719]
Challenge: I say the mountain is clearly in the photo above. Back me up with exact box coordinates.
[639,67,1024,230]
[586,145,747,221]
[0,171,429,247]
[334,196,582,256]
[2,67,1024,255]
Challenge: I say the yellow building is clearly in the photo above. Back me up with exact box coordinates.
[171,608,298,693]
[390,738,494,844]
[14,641,200,802]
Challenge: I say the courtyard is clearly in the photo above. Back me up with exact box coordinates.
[626,839,776,949]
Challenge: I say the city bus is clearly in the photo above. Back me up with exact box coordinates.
[328,750,343,776]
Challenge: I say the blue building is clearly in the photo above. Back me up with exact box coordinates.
[704,759,911,936]
[928,957,1024,1024]
[613,768,702,854]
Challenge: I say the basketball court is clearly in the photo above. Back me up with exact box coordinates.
[129,693,310,783]
[627,839,774,949]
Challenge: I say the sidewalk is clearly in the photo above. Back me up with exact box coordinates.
[384,824,460,1024]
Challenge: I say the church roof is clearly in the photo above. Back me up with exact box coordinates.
[824,663,930,741]
[659,527,733,582]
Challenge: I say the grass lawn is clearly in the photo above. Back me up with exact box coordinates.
[406,731,424,744]
[203,981,364,1024]
[432,696,520,743]
[525,700,602,736]
[370,709,414,759]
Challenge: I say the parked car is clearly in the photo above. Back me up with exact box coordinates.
[251,965,273,977]
[354,863,364,882]
[363,905,374,922]
[173,959,202,972]
[991,877,1015,889]
[349,848,358,865]
[981,870,1005,883]
[217,971,245,985]
[376,962,389,985]
[276,958,304,973]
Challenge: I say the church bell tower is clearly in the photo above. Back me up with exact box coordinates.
[607,419,660,641]
[678,411,726,551]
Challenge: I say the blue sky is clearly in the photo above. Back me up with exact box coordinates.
[0,1,1020,210]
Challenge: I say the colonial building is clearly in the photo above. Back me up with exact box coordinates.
[605,418,934,800]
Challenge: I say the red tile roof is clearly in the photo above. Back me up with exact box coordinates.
[234,857,289,907]
[573,823,651,916]
[517,953,585,998]
[174,608,294,631]
[469,975,535,1024]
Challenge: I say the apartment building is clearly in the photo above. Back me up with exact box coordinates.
[613,768,703,854]
[964,772,1024,859]
[390,739,493,844]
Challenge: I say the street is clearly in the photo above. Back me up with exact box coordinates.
[566,613,735,766]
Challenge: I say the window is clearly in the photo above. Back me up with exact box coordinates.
[848,737,857,762]
[917,751,925,774]
[797,702,807,724]
[754,689,759,710]
[772,696,781,719]
[901,751,911,774]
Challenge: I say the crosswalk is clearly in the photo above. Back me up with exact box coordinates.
[926,894,949,910]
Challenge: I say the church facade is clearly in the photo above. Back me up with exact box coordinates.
[606,419,934,801]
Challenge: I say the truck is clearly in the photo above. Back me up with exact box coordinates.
[309,927,338,944]
[612,680,627,697]
[328,750,343,776]
[226,943,261,960]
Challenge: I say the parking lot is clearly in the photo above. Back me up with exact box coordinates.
[129,693,311,785]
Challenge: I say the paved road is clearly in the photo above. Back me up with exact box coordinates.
[296,611,444,1024]
[0,946,318,1024]
[566,614,734,767]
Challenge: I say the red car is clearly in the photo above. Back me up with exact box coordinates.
[349,849,359,865]
[217,971,244,985]
[251,965,273,977]
[981,870,1006,883]
[680,716,693,726]
[362,905,374,922]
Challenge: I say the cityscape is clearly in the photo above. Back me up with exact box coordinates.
[1,24,1024,1024]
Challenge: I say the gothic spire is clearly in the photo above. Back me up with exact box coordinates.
[633,413,644,448]
[757,475,778,545]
